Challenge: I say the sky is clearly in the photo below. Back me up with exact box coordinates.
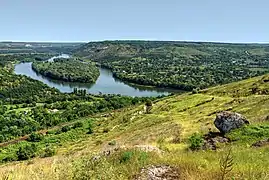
[0,0,269,43]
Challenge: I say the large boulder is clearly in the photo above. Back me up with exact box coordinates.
[214,111,249,134]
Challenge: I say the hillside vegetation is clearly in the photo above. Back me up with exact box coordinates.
[0,55,155,165]
[75,41,269,90]
[1,72,269,179]
[32,58,100,83]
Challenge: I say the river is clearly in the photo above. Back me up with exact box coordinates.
[14,55,179,97]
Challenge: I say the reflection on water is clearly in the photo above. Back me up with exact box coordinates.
[14,56,181,97]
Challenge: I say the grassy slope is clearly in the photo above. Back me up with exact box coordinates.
[1,74,269,179]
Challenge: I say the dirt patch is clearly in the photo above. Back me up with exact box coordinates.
[135,165,180,180]
[92,145,162,161]
[134,145,163,154]
[252,139,269,147]
[203,132,230,150]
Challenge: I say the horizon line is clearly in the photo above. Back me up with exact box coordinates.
[1,39,269,44]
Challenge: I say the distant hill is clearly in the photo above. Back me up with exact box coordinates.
[75,41,269,91]
[0,42,85,54]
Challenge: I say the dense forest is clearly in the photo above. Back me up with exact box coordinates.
[32,58,100,83]
[75,41,269,90]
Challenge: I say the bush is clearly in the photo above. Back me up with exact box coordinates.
[145,99,153,107]
[17,144,37,161]
[227,124,269,142]
[61,125,72,133]
[119,151,133,163]
[188,133,204,150]
[192,88,199,94]
[41,146,56,158]
[87,120,93,134]
[73,122,84,129]
[27,133,43,142]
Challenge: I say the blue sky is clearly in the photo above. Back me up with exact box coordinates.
[0,0,268,42]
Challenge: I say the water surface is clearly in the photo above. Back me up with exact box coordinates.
[14,56,179,97]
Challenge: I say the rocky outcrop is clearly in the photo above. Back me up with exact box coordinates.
[214,111,249,134]
[135,165,180,180]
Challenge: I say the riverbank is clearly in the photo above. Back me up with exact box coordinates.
[14,63,173,97]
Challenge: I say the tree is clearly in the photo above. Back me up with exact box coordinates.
[145,100,153,114]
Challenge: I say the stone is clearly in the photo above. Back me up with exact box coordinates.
[214,111,249,134]
[135,165,180,180]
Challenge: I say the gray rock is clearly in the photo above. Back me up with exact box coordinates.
[214,111,249,134]
[135,165,180,180]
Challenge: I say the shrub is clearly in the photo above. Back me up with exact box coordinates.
[87,120,93,134]
[119,151,133,163]
[41,146,56,158]
[138,151,148,165]
[192,88,199,94]
[27,133,43,142]
[145,99,153,107]
[46,130,56,135]
[188,133,204,150]
[61,125,72,133]
[73,122,84,129]
[227,124,269,142]
[17,144,37,161]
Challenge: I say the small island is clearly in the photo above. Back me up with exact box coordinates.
[32,58,100,83]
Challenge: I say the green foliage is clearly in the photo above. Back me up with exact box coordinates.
[87,120,93,134]
[41,146,56,158]
[61,125,72,133]
[32,59,100,83]
[27,133,44,142]
[145,99,153,114]
[227,124,269,143]
[188,133,204,150]
[72,122,84,129]
[119,151,133,163]
[16,144,37,161]
[145,99,153,107]
[75,41,269,91]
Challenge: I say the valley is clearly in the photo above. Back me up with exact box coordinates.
[0,41,269,180]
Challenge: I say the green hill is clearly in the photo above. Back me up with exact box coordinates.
[1,73,269,180]
[74,41,269,91]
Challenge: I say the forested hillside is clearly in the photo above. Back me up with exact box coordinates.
[0,55,155,163]
[75,41,269,90]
